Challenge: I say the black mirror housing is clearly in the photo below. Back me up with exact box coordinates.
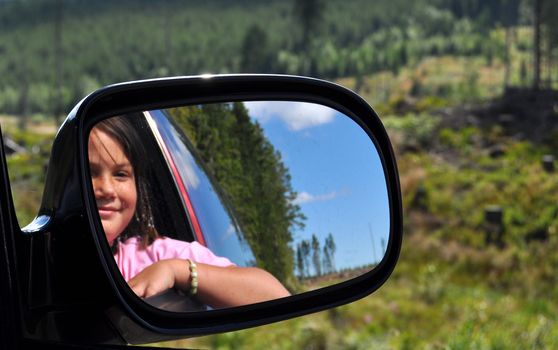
[21,75,402,345]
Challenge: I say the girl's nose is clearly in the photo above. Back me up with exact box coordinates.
[94,175,116,199]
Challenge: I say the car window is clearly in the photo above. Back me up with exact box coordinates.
[146,109,256,267]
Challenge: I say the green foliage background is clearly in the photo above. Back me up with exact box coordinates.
[2,0,558,348]
[1,0,555,117]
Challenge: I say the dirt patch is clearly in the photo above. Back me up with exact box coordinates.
[0,115,57,135]
[435,88,558,145]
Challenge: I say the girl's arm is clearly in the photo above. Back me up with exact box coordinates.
[128,259,291,308]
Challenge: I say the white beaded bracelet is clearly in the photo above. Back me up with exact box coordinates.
[187,259,198,296]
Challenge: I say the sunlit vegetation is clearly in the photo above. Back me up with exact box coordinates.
[157,95,558,349]
[2,122,54,226]
[0,0,556,120]
[2,0,558,348]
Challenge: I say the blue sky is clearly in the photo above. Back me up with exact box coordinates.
[245,101,390,273]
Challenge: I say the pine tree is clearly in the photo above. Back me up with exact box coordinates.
[311,234,321,277]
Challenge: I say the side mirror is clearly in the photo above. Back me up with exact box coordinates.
[37,75,402,343]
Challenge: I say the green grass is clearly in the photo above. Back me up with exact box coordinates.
[155,232,558,349]
[2,117,54,226]
[3,39,558,347]
[153,118,558,348]
[153,49,558,346]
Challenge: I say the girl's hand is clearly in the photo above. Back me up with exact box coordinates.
[127,259,290,308]
[128,259,187,298]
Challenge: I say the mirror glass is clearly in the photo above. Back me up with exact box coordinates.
[88,101,389,312]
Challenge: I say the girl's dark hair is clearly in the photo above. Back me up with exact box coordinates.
[92,115,159,250]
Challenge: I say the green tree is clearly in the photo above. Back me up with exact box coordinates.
[169,102,305,286]
[541,0,558,86]
[292,0,325,51]
[240,24,270,73]
[292,0,325,75]
[500,0,520,88]
[300,240,311,278]
[322,233,336,274]
[533,0,542,89]
[53,0,64,126]
[296,243,305,278]
[311,234,321,277]
[526,0,558,89]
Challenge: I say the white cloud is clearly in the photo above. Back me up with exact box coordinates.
[223,224,237,240]
[245,101,336,131]
[293,190,344,205]
[176,150,201,190]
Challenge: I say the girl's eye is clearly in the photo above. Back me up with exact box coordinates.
[115,171,131,179]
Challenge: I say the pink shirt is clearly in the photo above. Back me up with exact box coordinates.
[113,236,234,281]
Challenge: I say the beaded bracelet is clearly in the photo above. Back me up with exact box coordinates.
[187,259,198,296]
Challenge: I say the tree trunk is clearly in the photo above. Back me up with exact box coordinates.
[533,0,542,90]
[54,0,64,126]
[503,27,512,89]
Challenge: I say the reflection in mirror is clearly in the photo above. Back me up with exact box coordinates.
[88,101,389,312]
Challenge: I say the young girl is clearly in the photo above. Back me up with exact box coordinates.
[88,116,290,309]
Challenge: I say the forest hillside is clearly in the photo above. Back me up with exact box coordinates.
[2,0,558,348]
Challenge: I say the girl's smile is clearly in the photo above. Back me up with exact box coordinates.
[97,205,120,218]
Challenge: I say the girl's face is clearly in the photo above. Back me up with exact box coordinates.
[88,128,137,245]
